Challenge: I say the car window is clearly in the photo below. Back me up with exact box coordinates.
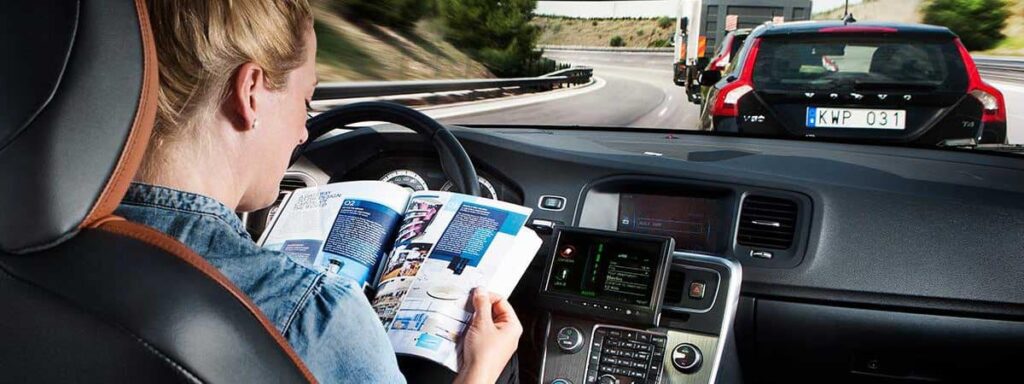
[752,37,969,92]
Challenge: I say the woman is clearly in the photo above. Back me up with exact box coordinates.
[116,1,522,383]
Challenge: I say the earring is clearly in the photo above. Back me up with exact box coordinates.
[251,119,259,130]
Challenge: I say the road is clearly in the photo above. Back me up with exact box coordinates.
[443,50,699,129]
[440,50,1024,144]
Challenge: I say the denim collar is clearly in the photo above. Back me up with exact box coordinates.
[121,182,251,239]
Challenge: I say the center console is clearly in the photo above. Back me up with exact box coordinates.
[538,227,741,384]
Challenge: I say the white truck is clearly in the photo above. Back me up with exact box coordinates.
[672,0,813,104]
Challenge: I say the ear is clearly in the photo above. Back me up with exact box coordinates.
[231,62,266,132]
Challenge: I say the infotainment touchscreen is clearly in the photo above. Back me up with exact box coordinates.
[618,193,721,252]
[540,227,674,326]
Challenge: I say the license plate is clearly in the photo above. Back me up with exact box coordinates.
[806,107,906,130]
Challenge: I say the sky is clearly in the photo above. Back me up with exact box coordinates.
[535,0,863,18]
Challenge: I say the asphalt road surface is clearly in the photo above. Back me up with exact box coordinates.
[444,50,699,129]
[442,50,1024,144]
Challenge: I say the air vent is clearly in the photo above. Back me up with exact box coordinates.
[280,175,310,192]
[737,195,798,250]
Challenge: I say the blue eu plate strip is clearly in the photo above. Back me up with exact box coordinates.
[806,107,817,128]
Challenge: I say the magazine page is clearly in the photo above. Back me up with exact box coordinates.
[371,191,539,371]
[259,180,411,287]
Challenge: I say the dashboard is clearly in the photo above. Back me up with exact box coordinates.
[333,154,524,204]
[285,124,1024,383]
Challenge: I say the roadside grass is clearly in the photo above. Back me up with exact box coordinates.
[312,3,492,82]
[534,16,675,47]
[985,0,1024,56]
[314,20,382,79]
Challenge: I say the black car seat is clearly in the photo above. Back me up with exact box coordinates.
[0,1,316,382]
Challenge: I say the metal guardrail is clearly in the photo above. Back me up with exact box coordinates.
[540,44,674,53]
[975,56,1024,84]
[312,67,594,101]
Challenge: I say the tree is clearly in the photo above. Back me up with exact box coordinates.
[923,0,1009,51]
[610,35,625,47]
[436,0,542,77]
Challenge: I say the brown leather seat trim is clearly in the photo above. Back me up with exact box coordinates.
[98,219,318,383]
[80,0,158,229]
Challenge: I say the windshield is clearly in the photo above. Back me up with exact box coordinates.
[312,0,1022,155]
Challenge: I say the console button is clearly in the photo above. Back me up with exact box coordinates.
[556,327,584,354]
[551,379,573,384]
[688,281,707,299]
[597,374,619,384]
[671,343,703,373]
[652,336,667,347]
[540,195,567,211]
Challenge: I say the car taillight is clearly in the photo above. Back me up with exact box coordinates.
[711,38,761,117]
[956,39,1007,124]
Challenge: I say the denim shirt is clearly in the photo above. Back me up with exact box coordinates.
[116,183,407,384]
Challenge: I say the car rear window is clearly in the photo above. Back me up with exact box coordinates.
[751,36,969,93]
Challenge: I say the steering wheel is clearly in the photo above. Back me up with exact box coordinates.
[293,101,481,197]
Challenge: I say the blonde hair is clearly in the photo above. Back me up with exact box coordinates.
[140,0,313,178]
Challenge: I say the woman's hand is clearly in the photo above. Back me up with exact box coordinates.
[454,288,523,384]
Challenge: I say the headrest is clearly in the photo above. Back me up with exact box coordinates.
[0,0,157,254]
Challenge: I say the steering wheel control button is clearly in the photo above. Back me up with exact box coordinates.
[556,326,584,354]
[688,281,706,300]
[671,343,703,373]
[539,195,567,211]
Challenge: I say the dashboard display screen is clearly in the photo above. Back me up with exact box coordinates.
[547,229,671,307]
[618,193,721,252]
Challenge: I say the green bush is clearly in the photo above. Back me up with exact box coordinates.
[436,0,543,77]
[648,39,670,48]
[592,20,598,26]
[657,16,673,29]
[923,0,1009,51]
[610,35,625,47]
[636,29,645,36]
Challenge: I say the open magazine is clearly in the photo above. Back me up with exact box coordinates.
[258,180,541,371]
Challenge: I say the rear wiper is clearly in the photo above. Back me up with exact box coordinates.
[854,80,937,92]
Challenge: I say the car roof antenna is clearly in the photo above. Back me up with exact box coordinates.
[842,0,857,24]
